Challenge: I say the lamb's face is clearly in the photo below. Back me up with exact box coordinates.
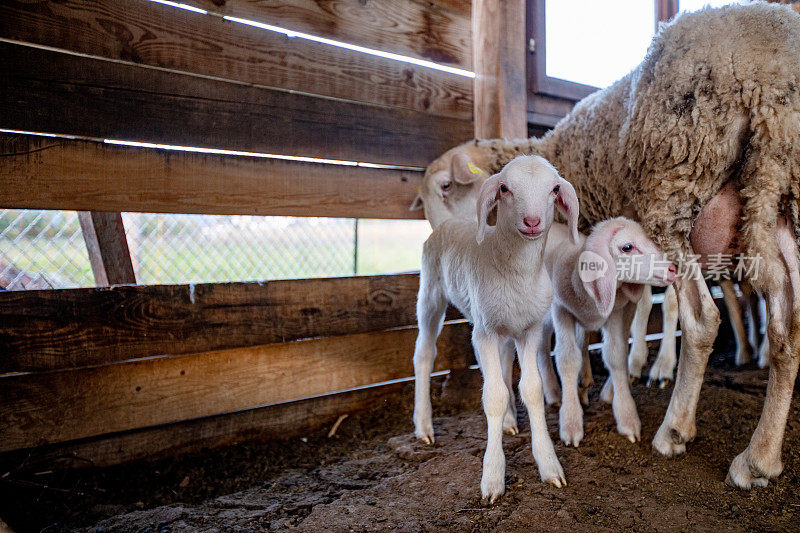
[476,155,580,245]
[495,157,564,240]
[606,221,676,286]
[413,143,490,228]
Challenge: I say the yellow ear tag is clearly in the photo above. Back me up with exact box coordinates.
[467,162,483,175]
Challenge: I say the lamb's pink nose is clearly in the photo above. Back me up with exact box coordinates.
[523,216,540,229]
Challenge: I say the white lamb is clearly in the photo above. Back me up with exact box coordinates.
[541,218,676,446]
[412,155,579,502]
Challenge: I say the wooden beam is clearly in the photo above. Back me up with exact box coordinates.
[0,322,474,451]
[0,0,471,119]
[186,0,472,70]
[0,376,421,469]
[0,43,473,168]
[0,134,426,220]
[0,272,465,373]
[472,0,527,138]
[77,211,136,287]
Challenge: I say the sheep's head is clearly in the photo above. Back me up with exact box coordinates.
[580,217,677,315]
[475,155,579,245]
[411,142,492,228]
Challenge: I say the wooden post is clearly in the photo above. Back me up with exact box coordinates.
[472,0,527,139]
[656,0,680,29]
[78,211,136,286]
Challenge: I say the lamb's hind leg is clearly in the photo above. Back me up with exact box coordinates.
[727,221,800,488]
[500,338,519,435]
[628,284,653,381]
[537,310,562,406]
[653,276,721,456]
[413,281,448,444]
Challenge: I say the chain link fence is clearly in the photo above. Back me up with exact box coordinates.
[0,209,431,290]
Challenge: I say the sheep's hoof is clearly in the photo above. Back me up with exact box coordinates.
[416,432,435,445]
[504,425,520,436]
[630,375,640,385]
[545,475,566,488]
[726,452,775,489]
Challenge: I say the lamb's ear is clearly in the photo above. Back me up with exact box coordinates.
[451,152,485,184]
[476,175,501,244]
[580,244,617,317]
[409,194,424,211]
[555,177,580,244]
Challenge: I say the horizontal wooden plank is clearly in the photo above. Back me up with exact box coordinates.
[0,272,470,373]
[0,322,474,451]
[0,0,471,119]
[0,134,425,220]
[0,373,452,469]
[188,0,472,69]
[0,42,472,167]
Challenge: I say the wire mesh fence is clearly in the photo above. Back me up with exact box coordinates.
[0,209,431,289]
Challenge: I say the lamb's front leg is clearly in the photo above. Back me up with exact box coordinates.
[552,306,584,446]
[602,304,641,442]
[653,277,720,456]
[473,329,509,503]
[517,327,566,486]
[648,283,679,387]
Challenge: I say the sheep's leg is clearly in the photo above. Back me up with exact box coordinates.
[628,284,653,381]
[648,284,679,387]
[721,280,753,366]
[473,329,509,503]
[727,222,800,489]
[553,306,584,446]
[413,281,448,445]
[601,303,641,442]
[517,326,566,486]
[577,325,593,407]
[653,277,720,457]
[500,338,519,435]
[537,310,562,406]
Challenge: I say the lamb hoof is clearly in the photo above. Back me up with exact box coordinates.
[481,476,505,504]
[546,475,566,488]
[504,425,520,436]
[734,346,753,367]
[648,378,671,389]
[415,428,435,445]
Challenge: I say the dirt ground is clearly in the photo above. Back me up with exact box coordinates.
[2,347,800,532]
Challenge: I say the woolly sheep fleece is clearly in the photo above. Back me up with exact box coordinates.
[424,2,800,296]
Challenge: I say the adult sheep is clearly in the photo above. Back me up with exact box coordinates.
[413,2,800,489]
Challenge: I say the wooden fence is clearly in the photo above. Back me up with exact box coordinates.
[0,0,528,466]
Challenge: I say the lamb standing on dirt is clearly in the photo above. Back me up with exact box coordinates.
[414,3,800,489]
[412,155,579,502]
[543,218,676,446]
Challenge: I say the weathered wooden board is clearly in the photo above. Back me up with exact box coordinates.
[472,0,527,139]
[0,43,471,168]
[187,0,472,69]
[77,211,136,287]
[0,272,467,373]
[0,134,426,220]
[0,0,471,119]
[0,322,474,451]
[0,376,420,469]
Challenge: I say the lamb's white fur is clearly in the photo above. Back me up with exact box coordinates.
[412,155,579,502]
[542,218,675,446]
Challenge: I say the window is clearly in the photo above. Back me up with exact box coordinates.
[527,0,745,126]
